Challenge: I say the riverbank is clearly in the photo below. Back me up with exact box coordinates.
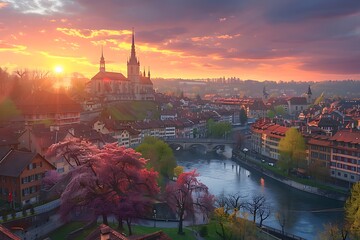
[232,151,348,202]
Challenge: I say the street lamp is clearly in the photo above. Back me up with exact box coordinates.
[243,148,249,161]
[153,209,157,228]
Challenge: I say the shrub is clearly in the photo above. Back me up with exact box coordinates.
[1,210,8,222]
[11,211,16,219]
[199,225,208,237]
[22,208,27,217]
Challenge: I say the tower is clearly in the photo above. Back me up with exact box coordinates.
[263,86,269,100]
[127,29,140,83]
[306,85,312,104]
[99,46,105,72]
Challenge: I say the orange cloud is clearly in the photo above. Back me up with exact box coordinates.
[56,28,132,39]
[0,41,29,54]
[191,33,241,42]
[0,2,8,9]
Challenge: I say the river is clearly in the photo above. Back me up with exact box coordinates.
[175,149,345,240]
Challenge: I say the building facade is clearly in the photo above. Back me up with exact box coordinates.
[0,149,56,206]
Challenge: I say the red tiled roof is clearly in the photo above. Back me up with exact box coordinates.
[308,138,331,147]
[330,129,360,144]
[91,71,128,81]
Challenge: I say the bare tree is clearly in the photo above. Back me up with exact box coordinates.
[246,195,266,223]
[215,192,246,215]
[215,191,230,214]
[227,192,246,211]
[276,211,287,235]
[258,204,271,227]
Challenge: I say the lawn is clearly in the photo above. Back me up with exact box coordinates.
[47,221,87,240]
[47,221,197,240]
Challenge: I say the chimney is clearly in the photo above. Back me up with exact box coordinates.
[100,225,111,240]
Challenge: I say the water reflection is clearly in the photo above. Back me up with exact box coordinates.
[176,152,344,240]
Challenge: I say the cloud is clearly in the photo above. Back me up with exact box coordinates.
[301,56,360,74]
[57,28,131,39]
[0,41,29,54]
[266,0,360,23]
[0,2,9,9]
[3,0,66,15]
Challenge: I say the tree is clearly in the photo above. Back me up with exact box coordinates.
[173,166,184,179]
[318,223,349,240]
[233,132,245,150]
[276,211,287,235]
[308,160,330,182]
[274,106,286,116]
[213,207,257,240]
[0,98,20,122]
[42,170,61,190]
[246,195,267,223]
[239,107,247,126]
[267,110,276,119]
[207,119,232,138]
[47,139,159,234]
[136,136,177,185]
[345,182,360,238]
[278,128,306,175]
[314,92,325,106]
[165,170,214,234]
[258,203,271,227]
[215,192,246,214]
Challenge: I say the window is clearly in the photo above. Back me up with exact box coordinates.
[344,174,348,178]
[351,175,355,180]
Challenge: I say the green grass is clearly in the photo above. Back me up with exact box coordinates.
[130,225,197,240]
[48,221,197,240]
[48,221,86,240]
[105,101,159,121]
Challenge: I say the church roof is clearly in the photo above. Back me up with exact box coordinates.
[92,71,128,81]
[140,76,153,85]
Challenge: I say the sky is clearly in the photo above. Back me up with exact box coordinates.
[0,0,360,81]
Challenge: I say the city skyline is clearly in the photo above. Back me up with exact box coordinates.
[1,0,360,81]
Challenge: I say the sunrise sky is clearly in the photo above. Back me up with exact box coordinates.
[1,0,360,81]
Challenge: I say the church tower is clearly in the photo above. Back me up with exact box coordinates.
[263,86,269,100]
[306,85,312,104]
[99,46,105,72]
[127,29,140,84]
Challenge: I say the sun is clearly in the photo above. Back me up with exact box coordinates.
[54,65,64,74]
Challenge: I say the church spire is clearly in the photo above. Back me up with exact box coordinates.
[128,28,138,65]
[148,66,151,78]
[99,45,105,72]
[306,85,312,104]
[307,85,312,96]
[263,86,269,100]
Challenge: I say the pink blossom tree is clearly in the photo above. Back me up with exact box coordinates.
[47,138,159,234]
[165,170,214,234]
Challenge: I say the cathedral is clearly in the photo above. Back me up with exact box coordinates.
[89,31,154,101]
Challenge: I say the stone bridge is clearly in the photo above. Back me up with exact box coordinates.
[164,138,235,153]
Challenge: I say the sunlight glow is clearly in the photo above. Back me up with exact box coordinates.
[54,65,63,73]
